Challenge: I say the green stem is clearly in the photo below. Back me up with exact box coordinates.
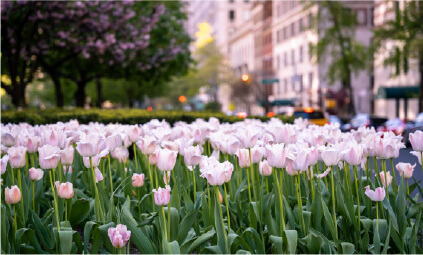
[133,144,138,172]
[58,160,63,183]
[308,166,315,200]
[235,158,240,187]
[246,166,252,205]
[389,158,397,192]
[223,183,230,231]
[274,168,286,233]
[406,179,409,204]
[248,149,257,202]
[353,165,361,243]
[330,166,338,239]
[166,171,170,239]
[108,155,113,194]
[154,165,158,189]
[13,204,17,234]
[265,177,269,193]
[137,188,141,219]
[11,166,15,184]
[382,159,390,204]
[192,167,196,202]
[296,175,305,235]
[25,153,29,177]
[376,202,379,231]
[214,185,228,253]
[17,168,25,226]
[65,199,68,227]
[147,158,154,211]
[101,160,105,190]
[90,157,105,224]
[32,153,36,168]
[32,181,35,211]
[161,206,167,241]
[207,182,212,219]
[373,157,379,182]
[49,169,61,231]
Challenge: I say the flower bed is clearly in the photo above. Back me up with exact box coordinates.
[1,117,422,254]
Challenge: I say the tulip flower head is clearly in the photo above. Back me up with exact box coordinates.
[76,133,107,157]
[2,132,16,147]
[364,185,386,202]
[396,162,416,179]
[184,145,203,167]
[236,148,250,168]
[136,135,157,155]
[377,171,393,187]
[321,147,341,166]
[60,147,74,166]
[108,224,131,249]
[409,130,423,151]
[95,167,103,183]
[1,155,8,175]
[199,157,233,186]
[38,145,61,170]
[259,160,272,176]
[132,173,145,187]
[7,146,27,169]
[410,151,422,165]
[55,181,75,199]
[317,167,330,178]
[156,148,177,171]
[29,167,44,181]
[153,185,171,206]
[5,185,21,204]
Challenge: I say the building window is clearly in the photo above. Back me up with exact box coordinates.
[299,46,303,63]
[229,10,235,21]
[284,79,288,93]
[299,75,303,92]
[308,13,312,27]
[370,7,374,27]
[277,54,280,70]
[298,18,303,33]
[309,72,313,88]
[291,22,295,37]
[244,0,249,2]
[283,27,287,40]
[229,0,234,3]
[291,49,295,65]
[284,52,288,66]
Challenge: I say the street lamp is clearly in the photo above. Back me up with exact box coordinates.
[179,95,187,103]
[241,73,250,82]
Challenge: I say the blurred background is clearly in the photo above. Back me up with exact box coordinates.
[1,1,423,129]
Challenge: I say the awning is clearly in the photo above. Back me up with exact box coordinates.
[270,99,295,106]
[376,86,419,99]
[262,78,279,84]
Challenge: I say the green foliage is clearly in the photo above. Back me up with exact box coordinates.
[0,108,295,125]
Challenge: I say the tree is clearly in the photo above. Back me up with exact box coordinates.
[308,1,369,116]
[374,0,423,112]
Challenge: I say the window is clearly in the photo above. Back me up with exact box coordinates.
[229,0,234,3]
[298,18,303,33]
[283,27,287,40]
[309,72,313,88]
[291,22,295,37]
[299,46,304,62]
[277,54,280,69]
[284,79,288,93]
[291,49,295,65]
[370,7,374,27]
[284,52,288,66]
[308,13,312,27]
[229,10,235,21]
[244,0,249,2]
[299,75,303,92]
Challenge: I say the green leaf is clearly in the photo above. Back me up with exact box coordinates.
[381,220,391,254]
[165,207,179,242]
[214,187,228,254]
[300,233,323,254]
[395,177,407,239]
[177,208,199,244]
[283,230,298,254]
[69,199,90,226]
[204,245,222,254]
[182,229,215,254]
[15,228,43,254]
[339,242,355,254]
[373,220,381,254]
[409,213,421,254]
[29,209,54,250]
[168,240,181,254]
[58,230,73,254]
[83,221,98,254]
[228,233,252,253]
[321,195,337,241]
[1,205,9,254]
[269,235,282,254]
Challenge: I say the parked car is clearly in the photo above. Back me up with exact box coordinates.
[289,107,328,126]
[344,114,387,131]
[403,112,423,146]
[376,118,407,135]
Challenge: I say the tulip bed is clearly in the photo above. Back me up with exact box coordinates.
[1,117,423,254]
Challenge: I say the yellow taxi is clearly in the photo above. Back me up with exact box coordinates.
[289,107,328,126]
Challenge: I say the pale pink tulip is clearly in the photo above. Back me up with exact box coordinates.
[1,155,8,175]
[127,125,141,143]
[342,143,363,165]
[364,185,385,201]
[111,147,129,163]
[106,133,122,152]
[227,136,241,155]
[317,168,330,178]
[163,171,171,184]
[38,145,60,169]
[132,173,145,187]
[235,127,260,148]
[23,136,41,153]
[409,130,423,151]
[236,148,250,168]
[95,167,103,183]
[377,171,392,187]
[199,157,233,185]
[153,185,171,206]
[55,181,74,199]
[29,167,44,181]
[7,146,27,169]
[161,141,179,151]
[63,165,73,174]
[321,147,340,166]
[60,147,74,165]
[76,133,107,157]
[5,185,21,204]
[184,145,203,167]
[136,135,157,155]
[286,163,299,176]
[396,162,416,179]
[259,160,272,176]
[2,132,16,147]
[41,129,68,149]
[250,146,264,164]
[410,151,421,165]
[156,148,177,171]
[149,153,158,166]
[108,224,131,248]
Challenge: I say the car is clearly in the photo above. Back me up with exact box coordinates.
[403,112,423,146]
[345,114,387,131]
[288,107,328,126]
[377,118,407,135]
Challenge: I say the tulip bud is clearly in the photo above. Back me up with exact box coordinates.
[156,148,177,171]
[364,185,385,202]
[236,148,250,168]
[259,160,272,176]
[153,185,171,206]
[132,173,145,187]
[29,167,44,181]
[377,171,392,187]
[396,162,416,179]
[5,185,21,204]
[55,181,74,199]
[108,224,131,248]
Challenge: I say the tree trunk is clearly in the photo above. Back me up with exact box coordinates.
[51,75,64,108]
[75,82,86,108]
[95,78,103,108]
[419,57,423,113]
[10,83,27,108]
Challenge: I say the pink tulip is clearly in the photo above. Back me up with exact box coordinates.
[1,155,8,175]
[259,160,272,176]
[199,157,233,185]
[95,167,103,183]
[236,148,250,168]
[29,167,44,181]
[55,181,74,199]
[377,171,392,187]
[321,147,340,166]
[105,133,122,152]
[250,146,264,164]
[156,148,177,171]
[317,167,330,178]
[161,141,179,151]
[235,127,260,148]
[364,185,386,201]
[219,191,223,204]
[108,224,131,248]
[136,135,157,155]
[60,147,74,166]
[174,137,195,156]
[396,162,416,179]
[7,146,27,169]
[127,125,141,143]
[153,185,171,206]
[342,143,363,166]
[132,173,145,187]
[184,145,202,167]
[287,149,310,172]
[63,165,73,174]
[286,163,299,176]
[227,136,241,155]
[410,151,421,165]
[149,153,158,166]
[22,136,41,153]
[76,133,107,157]
[111,147,129,163]
[41,129,68,149]
[163,171,171,184]
[409,130,423,151]
[5,185,21,204]
[2,132,16,147]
